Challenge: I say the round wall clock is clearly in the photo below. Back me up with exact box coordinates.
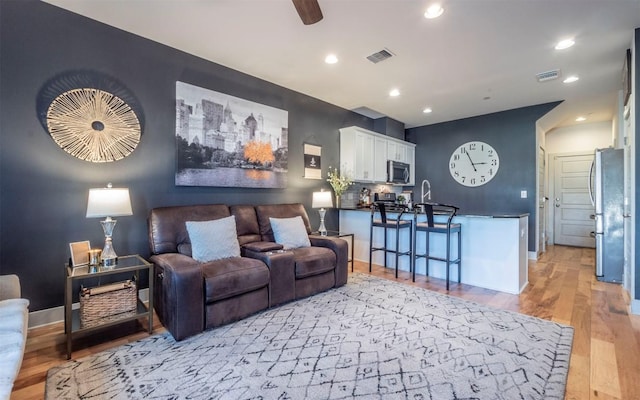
[449,141,499,187]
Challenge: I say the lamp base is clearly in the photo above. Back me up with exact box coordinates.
[317,208,327,236]
[100,217,119,267]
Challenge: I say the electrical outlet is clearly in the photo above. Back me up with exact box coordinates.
[520,190,527,198]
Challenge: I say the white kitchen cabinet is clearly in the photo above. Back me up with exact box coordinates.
[387,141,405,162]
[339,126,415,184]
[340,127,374,182]
[373,137,388,182]
[406,145,415,185]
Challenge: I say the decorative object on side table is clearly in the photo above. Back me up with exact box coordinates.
[312,190,333,236]
[87,249,102,266]
[86,183,133,267]
[79,279,137,328]
[69,241,91,267]
[326,166,353,208]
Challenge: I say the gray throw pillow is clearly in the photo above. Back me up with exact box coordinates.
[186,216,240,262]
[269,216,311,249]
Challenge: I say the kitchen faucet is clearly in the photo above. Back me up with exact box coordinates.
[421,179,431,202]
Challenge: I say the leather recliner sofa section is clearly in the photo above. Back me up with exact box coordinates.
[148,203,348,341]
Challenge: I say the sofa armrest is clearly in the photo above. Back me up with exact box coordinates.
[149,253,204,341]
[243,249,295,306]
[242,241,284,253]
[0,275,21,301]
[309,236,348,287]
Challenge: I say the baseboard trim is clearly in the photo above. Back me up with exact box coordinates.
[528,251,537,260]
[631,299,640,315]
[28,288,149,329]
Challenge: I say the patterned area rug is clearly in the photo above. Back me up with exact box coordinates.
[46,273,573,399]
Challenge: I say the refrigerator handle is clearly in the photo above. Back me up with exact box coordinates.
[588,159,595,206]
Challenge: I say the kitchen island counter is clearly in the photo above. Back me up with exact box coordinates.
[340,208,528,294]
[338,207,528,219]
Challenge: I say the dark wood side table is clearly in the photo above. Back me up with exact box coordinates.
[312,231,355,272]
[64,254,154,359]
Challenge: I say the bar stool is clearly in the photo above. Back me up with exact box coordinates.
[412,202,461,290]
[369,202,413,278]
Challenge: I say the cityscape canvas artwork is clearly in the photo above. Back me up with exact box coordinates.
[175,81,289,188]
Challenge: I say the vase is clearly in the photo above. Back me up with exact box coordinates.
[335,195,341,209]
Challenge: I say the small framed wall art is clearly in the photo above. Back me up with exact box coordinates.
[303,143,322,179]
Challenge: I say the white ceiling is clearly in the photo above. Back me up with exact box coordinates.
[44,0,640,131]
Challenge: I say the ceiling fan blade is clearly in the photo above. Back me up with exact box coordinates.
[292,0,323,25]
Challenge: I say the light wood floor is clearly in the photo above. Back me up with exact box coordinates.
[12,245,640,399]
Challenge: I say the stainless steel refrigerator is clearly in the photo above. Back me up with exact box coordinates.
[589,148,624,283]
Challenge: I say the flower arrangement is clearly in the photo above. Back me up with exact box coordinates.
[326,167,353,197]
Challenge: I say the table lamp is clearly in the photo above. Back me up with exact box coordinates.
[86,183,133,267]
[312,190,333,236]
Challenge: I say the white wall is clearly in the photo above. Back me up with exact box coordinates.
[545,121,613,153]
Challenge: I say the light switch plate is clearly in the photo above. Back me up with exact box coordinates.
[520,190,527,198]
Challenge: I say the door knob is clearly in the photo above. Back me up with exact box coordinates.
[555,204,560,207]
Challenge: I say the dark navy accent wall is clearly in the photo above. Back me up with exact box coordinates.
[406,103,560,251]
[0,1,373,311]
[373,117,405,140]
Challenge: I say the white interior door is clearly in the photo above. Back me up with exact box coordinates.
[552,153,595,247]
[538,147,547,254]
[623,113,633,291]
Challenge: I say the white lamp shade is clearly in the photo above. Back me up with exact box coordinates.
[86,187,133,218]
[312,191,333,208]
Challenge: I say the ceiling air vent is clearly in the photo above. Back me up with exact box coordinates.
[367,48,394,64]
[536,69,561,82]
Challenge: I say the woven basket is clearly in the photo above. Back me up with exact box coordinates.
[80,280,137,328]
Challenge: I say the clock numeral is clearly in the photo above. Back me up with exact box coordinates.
[480,176,486,183]
[450,162,456,169]
[489,169,493,176]
[454,171,460,177]
[460,147,467,154]
[469,143,476,150]
[488,149,493,155]
[453,154,460,161]
[491,159,497,166]
[461,176,466,183]
[470,178,476,185]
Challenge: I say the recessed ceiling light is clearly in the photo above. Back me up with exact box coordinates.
[423,107,433,114]
[563,76,579,83]
[575,116,587,122]
[555,38,575,50]
[389,88,400,97]
[424,4,444,19]
[324,54,338,64]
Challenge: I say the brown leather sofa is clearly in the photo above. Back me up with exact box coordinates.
[148,203,348,340]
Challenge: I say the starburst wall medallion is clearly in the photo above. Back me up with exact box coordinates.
[46,88,141,163]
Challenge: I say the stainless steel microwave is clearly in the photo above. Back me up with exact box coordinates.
[387,160,410,184]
